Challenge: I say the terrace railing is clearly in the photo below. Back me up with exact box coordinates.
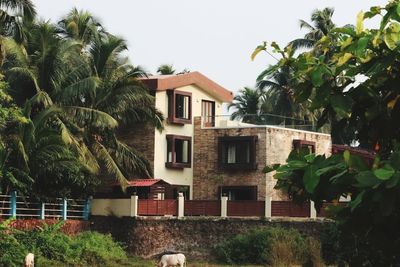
[200,114,330,133]
[0,192,90,220]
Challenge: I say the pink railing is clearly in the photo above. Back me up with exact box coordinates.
[138,199,178,216]
[184,200,220,216]
[227,201,264,217]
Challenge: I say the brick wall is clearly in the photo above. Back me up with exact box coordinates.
[193,117,332,201]
[118,124,155,173]
[0,219,90,235]
[193,117,268,200]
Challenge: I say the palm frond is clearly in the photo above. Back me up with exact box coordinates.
[62,106,118,129]
[92,142,128,188]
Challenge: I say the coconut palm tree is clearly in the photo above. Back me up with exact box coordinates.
[228,87,263,124]
[57,7,104,46]
[157,64,175,75]
[0,0,36,66]
[3,20,163,187]
[257,64,317,127]
[289,7,335,51]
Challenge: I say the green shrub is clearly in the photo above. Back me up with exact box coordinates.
[72,231,127,266]
[215,227,324,266]
[0,220,129,267]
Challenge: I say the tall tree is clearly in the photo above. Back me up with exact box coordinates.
[3,19,163,187]
[57,7,104,46]
[259,2,400,265]
[228,87,263,124]
[157,64,175,75]
[0,0,36,66]
[289,7,335,51]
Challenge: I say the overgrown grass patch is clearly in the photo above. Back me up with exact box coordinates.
[214,226,325,266]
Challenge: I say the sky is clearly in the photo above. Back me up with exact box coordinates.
[34,0,388,97]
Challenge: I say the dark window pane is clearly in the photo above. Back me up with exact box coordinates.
[175,94,190,119]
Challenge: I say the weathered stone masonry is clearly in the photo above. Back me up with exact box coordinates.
[90,216,330,259]
[193,117,331,200]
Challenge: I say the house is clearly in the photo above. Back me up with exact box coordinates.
[119,71,331,200]
[118,71,233,199]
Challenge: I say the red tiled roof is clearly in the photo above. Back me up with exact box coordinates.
[125,179,164,187]
[332,144,376,159]
[139,71,233,103]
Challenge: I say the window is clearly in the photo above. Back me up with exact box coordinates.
[202,100,215,127]
[166,135,192,168]
[218,136,257,170]
[167,90,192,124]
[219,186,257,200]
[293,139,316,153]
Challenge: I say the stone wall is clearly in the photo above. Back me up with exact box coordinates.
[90,216,330,259]
[265,126,332,199]
[193,117,267,200]
[193,117,332,200]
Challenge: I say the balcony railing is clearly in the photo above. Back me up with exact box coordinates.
[200,114,330,133]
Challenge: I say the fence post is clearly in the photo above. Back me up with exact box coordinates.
[39,203,45,220]
[61,198,67,220]
[310,201,317,219]
[265,196,272,218]
[10,191,17,218]
[83,196,92,220]
[177,193,184,218]
[130,195,138,217]
[221,196,228,218]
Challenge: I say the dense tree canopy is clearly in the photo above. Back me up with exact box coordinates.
[0,3,164,198]
[257,1,400,265]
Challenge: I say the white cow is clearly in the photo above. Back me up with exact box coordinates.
[157,253,186,267]
[24,253,34,267]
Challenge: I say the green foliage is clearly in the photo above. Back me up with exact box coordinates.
[259,1,400,265]
[0,220,128,267]
[0,3,164,194]
[215,227,322,266]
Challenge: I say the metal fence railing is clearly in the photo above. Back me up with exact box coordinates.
[200,114,330,134]
[0,192,91,221]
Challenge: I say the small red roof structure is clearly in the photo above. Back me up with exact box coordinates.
[139,71,233,103]
[332,144,376,165]
[126,179,165,187]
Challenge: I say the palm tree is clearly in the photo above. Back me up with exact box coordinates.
[228,87,263,124]
[0,0,36,66]
[57,7,104,46]
[3,20,163,187]
[257,65,317,127]
[157,64,175,75]
[289,7,335,51]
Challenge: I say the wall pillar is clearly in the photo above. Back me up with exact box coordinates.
[310,200,317,219]
[265,196,272,218]
[221,196,228,218]
[130,195,138,217]
[177,193,184,218]
[61,198,67,220]
[39,203,45,220]
[10,191,17,218]
[83,197,92,220]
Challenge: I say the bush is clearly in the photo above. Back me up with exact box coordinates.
[215,227,324,266]
[0,220,129,267]
[72,231,127,266]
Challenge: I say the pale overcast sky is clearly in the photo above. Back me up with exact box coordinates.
[34,0,388,96]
